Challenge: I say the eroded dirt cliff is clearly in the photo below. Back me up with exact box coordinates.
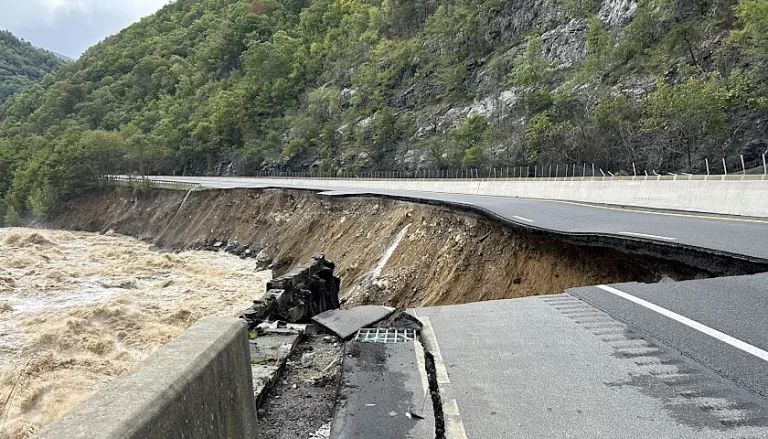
[52,187,707,308]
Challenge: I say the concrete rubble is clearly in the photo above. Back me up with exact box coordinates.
[242,253,341,325]
[249,328,303,407]
[312,305,397,340]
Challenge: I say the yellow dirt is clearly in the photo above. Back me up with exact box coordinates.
[0,228,269,438]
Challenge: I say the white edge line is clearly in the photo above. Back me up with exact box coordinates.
[618,232,676,241]
[444,399,469,439]
[420,316,450,384]
[512,215,535,223]
[413,339,430,396]
[597,285,768,362]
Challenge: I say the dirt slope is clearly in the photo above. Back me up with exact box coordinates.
[53,187,706,308]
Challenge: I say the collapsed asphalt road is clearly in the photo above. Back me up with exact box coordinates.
[127,177,768,437]
[140,176,768,266]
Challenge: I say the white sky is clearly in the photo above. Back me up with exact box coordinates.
[0,0,171,58]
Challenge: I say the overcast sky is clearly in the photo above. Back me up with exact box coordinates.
[0,0,171,58]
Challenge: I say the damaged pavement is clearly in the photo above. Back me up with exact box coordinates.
[240,254,441,439]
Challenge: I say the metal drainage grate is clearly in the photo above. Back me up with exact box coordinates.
[354,328,418,344]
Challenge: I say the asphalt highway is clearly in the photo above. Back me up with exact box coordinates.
[416,295,768,438]
[147,176,768,437]
[147,176,768,261]
[571,274,768,399]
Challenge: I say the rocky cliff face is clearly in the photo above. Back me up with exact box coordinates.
[388,0,642,148]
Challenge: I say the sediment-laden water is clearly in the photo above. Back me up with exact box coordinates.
[0,228,269,438]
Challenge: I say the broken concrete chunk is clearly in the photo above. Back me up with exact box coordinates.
[241,254,341,325]
[301,352,315,368]
[312,306,396,340]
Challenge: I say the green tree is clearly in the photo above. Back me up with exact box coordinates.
[505,35,552,87]
[449,115,497,167]
[642,76,731,170]
[525,113,556,165]
[3,205,21,227]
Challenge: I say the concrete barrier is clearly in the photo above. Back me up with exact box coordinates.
[37,317,258,439]
[148,176,768,218]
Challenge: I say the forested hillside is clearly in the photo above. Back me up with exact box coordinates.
[1,0,768,224]
[0,30,66,106]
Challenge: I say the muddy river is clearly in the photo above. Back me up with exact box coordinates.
[0,228,270,438]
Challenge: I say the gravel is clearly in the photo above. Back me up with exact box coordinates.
[258,333,343,439]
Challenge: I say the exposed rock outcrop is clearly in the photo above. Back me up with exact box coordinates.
[599,0,639,28]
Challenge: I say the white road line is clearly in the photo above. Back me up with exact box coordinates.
[597,285,768,362]
[444,399,469,439]
[413,339,430,396]
[618,232,677,241]
[419,316,450,384]
[512,215,535,223]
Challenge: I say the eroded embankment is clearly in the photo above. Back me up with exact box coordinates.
[54,187,711,308]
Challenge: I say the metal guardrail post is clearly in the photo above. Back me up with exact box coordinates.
[741,155,746,180]
[759,151,768,176]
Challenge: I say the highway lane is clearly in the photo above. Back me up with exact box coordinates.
[570,274,768,399]
[416,296,768,438]
[147,176,768,262]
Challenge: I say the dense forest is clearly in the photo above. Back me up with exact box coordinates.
[1,0,768,224]
[0,30,66,106]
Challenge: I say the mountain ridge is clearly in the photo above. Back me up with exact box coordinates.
[0,29,67,106]
[1,0,768,224]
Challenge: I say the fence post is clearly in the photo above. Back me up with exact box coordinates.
[555,165,559,179]
[582,163,586,178]
[705,158,710,176]
[592,163,595,178]
[763,152,767,175]
[572,164,576,180]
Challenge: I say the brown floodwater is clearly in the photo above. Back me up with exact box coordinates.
[0,228,269,438]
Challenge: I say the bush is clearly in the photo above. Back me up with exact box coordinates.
[4,205,21,227]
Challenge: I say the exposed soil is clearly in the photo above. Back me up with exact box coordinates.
[258,333,342,439]
[53,187,710,308]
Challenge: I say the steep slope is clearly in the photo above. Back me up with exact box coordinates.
[51,187,710,307]
[0,30,66,106]
[1,0,768,223]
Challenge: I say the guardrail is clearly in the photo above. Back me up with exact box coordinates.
[108,175,201,187]
[135,174,768,218]
[215,173,768,182]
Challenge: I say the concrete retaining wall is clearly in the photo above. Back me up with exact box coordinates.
[154,176,768,218]
[37,317,258,439]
